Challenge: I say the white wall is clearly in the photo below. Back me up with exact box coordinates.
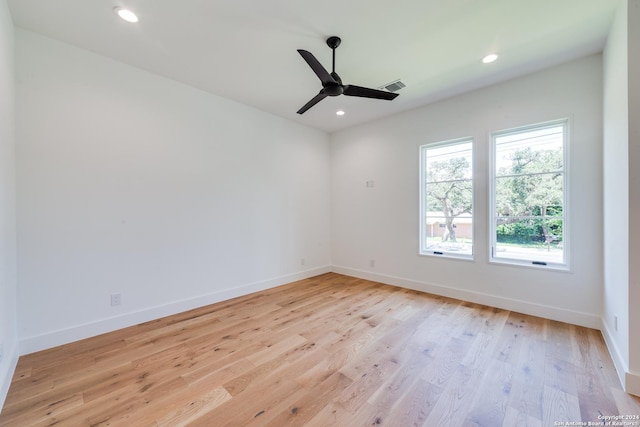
[603,0,631,391]
[0,0,17,409]
[332,55,603,328]
[626,0,640,394]
[602,0,640,396]
[15,30,331,353]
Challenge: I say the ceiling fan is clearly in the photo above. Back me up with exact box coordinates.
[296,36,399,114]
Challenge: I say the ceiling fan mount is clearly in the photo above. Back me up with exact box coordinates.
[296,36,398,114]
[326,36,341,50]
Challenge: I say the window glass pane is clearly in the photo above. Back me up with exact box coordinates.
[491,120,567,267]
[426,144,473,181]
[421,139,473,258]
[495,173,563,217]
[495,126,563,176]
[427,182,472,213]
[495,218,564,264]
[425,215,473,255]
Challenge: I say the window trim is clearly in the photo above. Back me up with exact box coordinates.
[489,118,570,270]
[419,137,474,260]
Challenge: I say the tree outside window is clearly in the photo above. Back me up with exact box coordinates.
[492,121,567,267]
[420,139,473,258]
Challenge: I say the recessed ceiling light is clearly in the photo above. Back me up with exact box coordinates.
[336,110,345,116]
[482,54,498,64]
[114,7,139,23]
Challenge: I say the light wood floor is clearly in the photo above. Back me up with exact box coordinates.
[1,273,638,426]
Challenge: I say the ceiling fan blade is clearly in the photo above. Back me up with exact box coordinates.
[297,91,327,114]
[343,85,399,100]
[297,50,335,86]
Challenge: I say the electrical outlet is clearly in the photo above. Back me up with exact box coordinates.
[111,293,121,307]
[300,258,305,266]
[0,343,4,361]
[614,315,618,331]
[370,259,375,268]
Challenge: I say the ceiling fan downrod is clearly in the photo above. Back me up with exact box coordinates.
[326,36,341,74]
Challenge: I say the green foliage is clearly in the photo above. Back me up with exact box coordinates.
[495,143,563,243]
[496,219,563,244]
[496,222,532,243]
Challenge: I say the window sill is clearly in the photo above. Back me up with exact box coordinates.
[489,257,570,272]
[419,251,474,262]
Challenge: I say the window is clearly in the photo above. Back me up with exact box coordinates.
[420,138,473,258]
[490,120,568,268]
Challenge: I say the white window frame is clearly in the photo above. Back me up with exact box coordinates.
[419,137,474,260]
[489,119,569,270]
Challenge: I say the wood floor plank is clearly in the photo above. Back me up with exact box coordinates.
[364,348,431,424]
[259,371,353,427]
[542,384,582,425]
[1,272,638,426]
[155,385,231,427]
[502,406,543,427]
[464,359,513,426]
[385,378,444,426]
[423,363,484,427]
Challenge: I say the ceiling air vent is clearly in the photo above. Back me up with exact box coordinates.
[380,79,406,92]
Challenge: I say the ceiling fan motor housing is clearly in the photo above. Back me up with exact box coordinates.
[324,83,343,96]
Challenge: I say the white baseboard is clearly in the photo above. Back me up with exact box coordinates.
[600,319,640,397]
[0,340,19,411]
[19,266,332,355]
[601,318,629,390]
[332,265,601,329]
[625,371,640,397]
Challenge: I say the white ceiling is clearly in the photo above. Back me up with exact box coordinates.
[8,0,621,133]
